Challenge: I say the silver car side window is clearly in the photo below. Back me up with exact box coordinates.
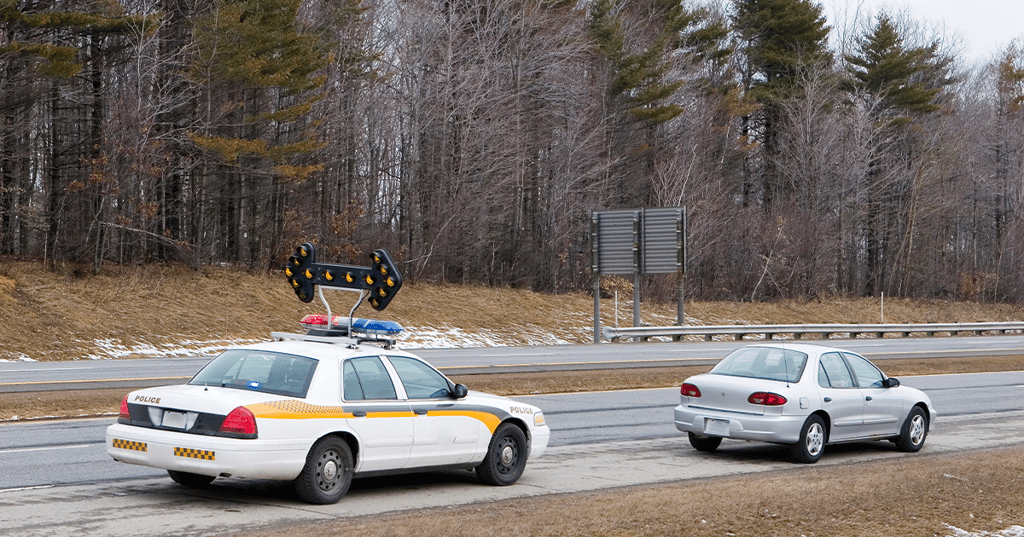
[842,352,885,388]
[818,352,855,389]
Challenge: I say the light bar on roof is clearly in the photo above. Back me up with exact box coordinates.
[299,314,404,336]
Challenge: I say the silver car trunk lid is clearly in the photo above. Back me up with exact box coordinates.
[686,373,790,416]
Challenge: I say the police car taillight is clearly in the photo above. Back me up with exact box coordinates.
[218,407,258,438]
[119,395,130,422]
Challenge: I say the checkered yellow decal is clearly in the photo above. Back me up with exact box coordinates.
[249,400,353,419]
[111,438,147,452]
[174,447,215,460]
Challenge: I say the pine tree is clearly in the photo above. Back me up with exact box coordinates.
[841,14,955,297]
[731,0,832,210]
[843,15,942,127]
[588,0,683,124]
[588,0,723,207]
[1,0,156,266]
[733,0,832,106]
[187,0,328,264]
[188,0,327,178]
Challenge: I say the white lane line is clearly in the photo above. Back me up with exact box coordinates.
[0,444,93,454]
[1,367,95,371]
[0,485,55,493]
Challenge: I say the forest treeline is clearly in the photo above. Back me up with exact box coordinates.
[2,0,1024,302]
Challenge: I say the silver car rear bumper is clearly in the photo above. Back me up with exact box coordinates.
[674,404,807,445]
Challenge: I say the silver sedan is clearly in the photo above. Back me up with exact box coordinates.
[674,343,935,463]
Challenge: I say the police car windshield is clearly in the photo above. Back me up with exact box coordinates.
[190,350,318,398]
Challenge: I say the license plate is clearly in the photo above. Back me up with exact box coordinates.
[704,418,729,436]
[162,411,187,429]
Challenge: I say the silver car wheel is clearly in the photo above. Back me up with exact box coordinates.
[792,414,827,463]
[909,414,925,445]
[897,407,928,452]
[805,422,824,456]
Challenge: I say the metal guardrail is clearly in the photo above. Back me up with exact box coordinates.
[603,322,1024,342]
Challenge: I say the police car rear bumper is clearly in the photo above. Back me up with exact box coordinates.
[106,423,308,480]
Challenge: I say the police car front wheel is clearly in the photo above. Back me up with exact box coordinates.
[476,423,527,486]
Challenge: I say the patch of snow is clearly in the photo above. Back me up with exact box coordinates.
[944,525,1024,537]
[85,338,264,360]
[397,325,577,349]
[0,354,38,362]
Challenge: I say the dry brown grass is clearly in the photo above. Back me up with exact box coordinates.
[234,447,1024,537]
[4,260,1024,361]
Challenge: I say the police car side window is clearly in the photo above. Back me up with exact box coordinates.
[343,357,398,400]
[388,356,451,399]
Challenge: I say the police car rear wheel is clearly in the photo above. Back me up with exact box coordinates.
[167,470,216,488]
[294,435,353,504]
[476,423,527,486]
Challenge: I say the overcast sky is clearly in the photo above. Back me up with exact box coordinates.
[820,0,1024,65]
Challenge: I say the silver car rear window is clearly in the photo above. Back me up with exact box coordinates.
[710,347,808,383]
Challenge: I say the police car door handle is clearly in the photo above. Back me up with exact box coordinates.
[352,411,367,417]
[414,409,428,415]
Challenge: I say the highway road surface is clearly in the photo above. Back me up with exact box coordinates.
[3,370,1024,536]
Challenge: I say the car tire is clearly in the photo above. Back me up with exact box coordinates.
[895,406,928,452]
[688,432,723,452]
[476,423,527,486]
[293,435,353,504]
[791,414,826,464]
[167,470,216,488]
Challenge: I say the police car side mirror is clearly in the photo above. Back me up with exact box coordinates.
[452,384,469,399]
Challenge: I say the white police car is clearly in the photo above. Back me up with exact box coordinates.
[106,314,550,504]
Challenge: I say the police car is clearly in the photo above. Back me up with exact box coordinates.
[105,244,550,504]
